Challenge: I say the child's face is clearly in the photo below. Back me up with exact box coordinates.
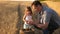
[26,11,31,15]
[25,9,31,15]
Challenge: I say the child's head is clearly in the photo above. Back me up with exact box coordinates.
[25,6,32,15]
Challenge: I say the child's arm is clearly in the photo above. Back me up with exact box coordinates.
[23,15,26,22]
[23,15,28,23]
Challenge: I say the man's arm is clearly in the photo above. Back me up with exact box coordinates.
[34,11,52,29]
[35,22,49,29]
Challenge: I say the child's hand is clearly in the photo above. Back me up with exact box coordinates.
[27,21,34,25]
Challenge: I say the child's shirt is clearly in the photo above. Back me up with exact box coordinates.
[23,15,33,29]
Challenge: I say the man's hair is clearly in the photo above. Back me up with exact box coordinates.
[31,1,42,7]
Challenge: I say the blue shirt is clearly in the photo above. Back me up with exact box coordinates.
[42,6,60,26]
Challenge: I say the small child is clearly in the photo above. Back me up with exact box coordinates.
[23,6,34,30]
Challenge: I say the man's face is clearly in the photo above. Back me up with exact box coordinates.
[32,5,42,12]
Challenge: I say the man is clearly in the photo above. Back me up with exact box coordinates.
[27,1,60,34]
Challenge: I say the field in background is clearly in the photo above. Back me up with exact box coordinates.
[0,1,60,34]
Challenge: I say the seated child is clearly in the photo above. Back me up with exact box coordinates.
[23,6,34,31]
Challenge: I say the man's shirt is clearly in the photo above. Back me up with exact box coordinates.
[42,6,60,25]
[33,6,60,26]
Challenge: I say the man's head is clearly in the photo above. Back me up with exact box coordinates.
[31,1,42,12]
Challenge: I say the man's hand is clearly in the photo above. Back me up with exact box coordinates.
[27,20,39,26]
[35,22,49,29]
[27,20,39,25]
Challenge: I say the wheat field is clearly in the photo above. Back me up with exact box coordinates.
[0,1,60,34]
